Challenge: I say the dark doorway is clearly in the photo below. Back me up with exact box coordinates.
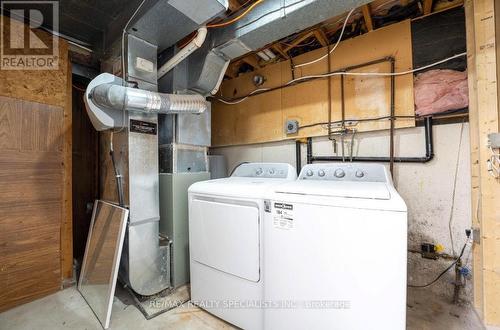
[72,75,99,263]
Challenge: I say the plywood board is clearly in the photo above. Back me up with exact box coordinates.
[212,20,415,146]
[0,17,69,109]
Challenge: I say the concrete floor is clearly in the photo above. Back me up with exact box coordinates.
[0,287,484,330]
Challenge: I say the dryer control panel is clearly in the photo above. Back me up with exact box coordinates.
[232,163,297,180]
[298,163,390,183]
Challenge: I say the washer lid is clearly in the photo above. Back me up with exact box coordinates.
[274,181,391,200]
[189,177,294,198]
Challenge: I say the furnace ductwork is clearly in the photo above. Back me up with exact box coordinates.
[183,0,370,95]
[85,73,208,131]
[90,83,208,114]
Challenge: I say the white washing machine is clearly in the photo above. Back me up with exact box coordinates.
[188,163,296,330]
[264,163,407,330]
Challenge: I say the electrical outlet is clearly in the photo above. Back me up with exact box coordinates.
[285,120,299,135]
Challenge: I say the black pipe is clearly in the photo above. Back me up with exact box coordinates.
[307,137,313,164]
[295,140,302,176]
[307,117,434,164]
[389,58,396,175]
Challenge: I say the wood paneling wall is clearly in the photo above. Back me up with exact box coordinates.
[212,20,415,147]
[0,97,63,310]
[0,16,71,311]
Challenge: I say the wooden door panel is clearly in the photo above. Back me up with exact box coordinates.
[0,96,63,312]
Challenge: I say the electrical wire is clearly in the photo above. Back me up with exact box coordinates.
[216,52,467,105]
[290,52,467,80]
[448,119,465,257]
[280,37,319,48]
[229,162,250,176]
[298,115,416,130]
[207,0,264,28]
[408,239,468,288]
[72,84,87,93]
[236,0,308,31]
[121,0,147,85]
[218,87,272,104]
[109,132,125,207]
[294,7,356,68]
[118,0,148,134]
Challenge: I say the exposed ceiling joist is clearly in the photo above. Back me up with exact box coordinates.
[227,0,242,12]
[226,60,242,78]
[272,44,289,59]
[313,29,329,47]
[362,4,374,31]
[283,31,316,53]
[423,0,433,14]
[241,54,261,69]
[223,0,462,80]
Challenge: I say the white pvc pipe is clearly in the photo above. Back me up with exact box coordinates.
[158,27,208,79]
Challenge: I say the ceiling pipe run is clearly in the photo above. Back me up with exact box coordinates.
[306,117,435,164]
[158,27,208,79]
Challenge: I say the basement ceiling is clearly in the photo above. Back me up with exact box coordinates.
[2,0,145,52]
[56,0,144,48]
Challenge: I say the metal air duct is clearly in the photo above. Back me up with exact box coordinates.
[85,73,208,131]
[182,0,370,95]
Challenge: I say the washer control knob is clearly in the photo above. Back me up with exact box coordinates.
[334,168,345,178]
[318,170,326,177]
[355,170,365,178]
[306,170,314,177]
[256,168,263,176]
[268,168,275,175]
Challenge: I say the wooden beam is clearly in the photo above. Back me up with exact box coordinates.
[400,0,409,5]
[464,0,484,318]
[466,0,500,326]
[313,29,329,47]
[227,0,240,12]
[362,4,374,31]
[226,61,242,78]
[283,31,315,53]
[423,0,433,14]
[61,56,73,281]
[241,54,261,69]
[272,44,289,59]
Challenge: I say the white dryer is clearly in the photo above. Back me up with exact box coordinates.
[263,163,407,330]
[188,163,296,330]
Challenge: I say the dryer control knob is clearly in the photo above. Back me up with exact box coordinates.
[256,168,263,176]
[306,170,314,177]
[355,170,365,178]
[318,170,326,177]
[334,168,345,178]
[268,168,275,175]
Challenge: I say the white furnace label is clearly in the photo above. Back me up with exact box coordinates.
[273,203,294,230]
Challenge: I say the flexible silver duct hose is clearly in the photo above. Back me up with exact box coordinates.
[90,83,207,114]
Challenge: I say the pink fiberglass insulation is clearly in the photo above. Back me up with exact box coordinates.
[414,69,468,116]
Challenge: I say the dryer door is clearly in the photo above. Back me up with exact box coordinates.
[190,198,260,282]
